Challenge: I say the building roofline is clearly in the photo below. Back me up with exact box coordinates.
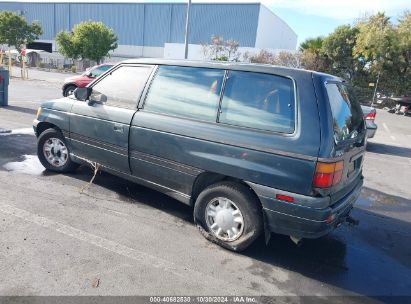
[259,3,297,38]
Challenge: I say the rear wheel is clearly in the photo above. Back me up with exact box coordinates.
[194,181,263,252]
[63,84,77,97]
[37,128,78,173]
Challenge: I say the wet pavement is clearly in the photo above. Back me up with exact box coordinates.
[0,127,410,302]
[0,79,411,302]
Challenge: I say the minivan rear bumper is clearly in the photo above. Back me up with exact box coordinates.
[366,120,377,139]
[247,177,363,239]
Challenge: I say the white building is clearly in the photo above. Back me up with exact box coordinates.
[0,1,297,60]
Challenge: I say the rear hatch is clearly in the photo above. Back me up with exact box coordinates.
[324,82,366,203]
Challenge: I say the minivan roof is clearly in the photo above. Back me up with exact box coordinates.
[121,58,342,81]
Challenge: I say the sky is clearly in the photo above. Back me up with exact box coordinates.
[260,0,409,44]
[12,0,411,46]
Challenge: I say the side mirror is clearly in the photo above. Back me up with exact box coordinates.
[88,91,107,106]
[74,87,92,101]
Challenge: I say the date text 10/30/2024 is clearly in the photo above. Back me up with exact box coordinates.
[149,297,257,303]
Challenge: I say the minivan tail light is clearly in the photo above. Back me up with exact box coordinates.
[313,161,344,188]
[365,112,376,120]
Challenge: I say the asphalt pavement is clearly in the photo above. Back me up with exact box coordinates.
[0,75,410,302]
[9,66,76,83]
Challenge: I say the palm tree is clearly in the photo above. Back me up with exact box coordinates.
[299,37,324,54]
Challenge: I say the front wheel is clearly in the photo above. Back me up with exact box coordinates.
[194,182,263,252]
[37,128,78,173]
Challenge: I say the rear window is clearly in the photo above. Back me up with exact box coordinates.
[219,71,295,133]
[325,83,364,144]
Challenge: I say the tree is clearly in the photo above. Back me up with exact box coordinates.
[394,11,411,94]
[246,50,302,68]
[397,11,411,57]
[202,36,240,61]
[55,31,80,61]
[274,51,302,68]
[299,36,331,72]
[322,25,360,80]
[299,37,324,54]
[202,35,224,60]
[225,39,240,62]
[353,12,409,95]
[247,49,276,64]
[56,21,118,64]
[0,11,42,52]
[353,12,394,63]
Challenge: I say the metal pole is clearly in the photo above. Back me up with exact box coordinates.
[371,71,380,107]
[371,19,384,107]
[184,0,191,59]
[8,50,12,77]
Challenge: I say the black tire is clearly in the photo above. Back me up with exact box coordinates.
[63,84,77,97]
[194,181,263,252]
[37,128,78,173]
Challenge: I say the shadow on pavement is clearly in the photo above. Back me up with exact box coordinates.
[66,166,194,223]
[69,166,411,301]
[2,133,411,301]
[366,142,411,158]
[242,187,411,302]
[2,105,37,115]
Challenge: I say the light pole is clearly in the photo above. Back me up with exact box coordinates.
[371,71,380,107]
[184,0,191,59]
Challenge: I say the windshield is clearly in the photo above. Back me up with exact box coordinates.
[325,82,364,144]
[83,65,113,77]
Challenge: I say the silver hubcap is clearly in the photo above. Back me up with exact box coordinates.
[43,138,68,167]
[205,197,244,242]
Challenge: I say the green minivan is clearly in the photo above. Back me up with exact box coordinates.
[34,59,365,251]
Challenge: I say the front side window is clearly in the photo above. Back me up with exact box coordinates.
[143,66,224,122]
[90,65,152,109]
[219,71,295,133]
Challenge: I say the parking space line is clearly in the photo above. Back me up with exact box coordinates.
[366,155,411,166]
[383,122,390,133]
[0,202,288,294]
[0,202,184,276]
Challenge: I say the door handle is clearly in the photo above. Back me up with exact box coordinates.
[113,124,124,133]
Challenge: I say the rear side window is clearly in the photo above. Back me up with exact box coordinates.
[143,66,224,122]
[219,71,295,133]
[325,83,364,143]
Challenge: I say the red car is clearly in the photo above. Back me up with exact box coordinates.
[62,64,114,96]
